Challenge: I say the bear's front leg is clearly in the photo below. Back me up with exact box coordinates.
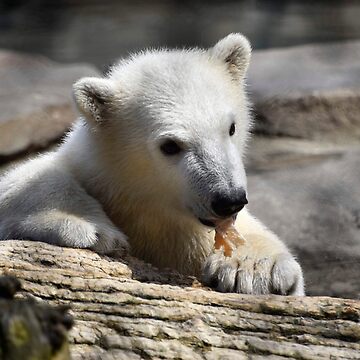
[202,208,304,295]
[0,159,129,255]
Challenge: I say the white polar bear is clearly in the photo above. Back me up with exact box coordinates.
[0,34,304,295]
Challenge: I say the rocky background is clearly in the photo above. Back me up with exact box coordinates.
[247,41,360,299]
[1,39,359,300]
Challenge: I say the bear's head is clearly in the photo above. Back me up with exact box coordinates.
[73,34,252,229]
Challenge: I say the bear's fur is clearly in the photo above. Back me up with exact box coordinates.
[0,34,304,295]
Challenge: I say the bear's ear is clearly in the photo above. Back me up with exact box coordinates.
[72,77,115,124]
[209,33,251,82]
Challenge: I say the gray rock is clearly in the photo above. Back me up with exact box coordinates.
[247,137,360,298]
[248,41,360,140]
[0,50,99,157]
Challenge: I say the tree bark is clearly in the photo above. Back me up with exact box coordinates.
[0,240,359,360]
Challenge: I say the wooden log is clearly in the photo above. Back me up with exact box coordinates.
[0,240,359,359]
[0,275,72,360]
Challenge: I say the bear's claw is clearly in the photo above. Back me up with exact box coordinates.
[202,251,304,296]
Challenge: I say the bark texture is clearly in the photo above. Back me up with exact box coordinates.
[1,240,359,360]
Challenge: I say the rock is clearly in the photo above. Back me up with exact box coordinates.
[248,41,360,140]
[247,137,360,298]
[1,240,360,359]
[0,50,99,157]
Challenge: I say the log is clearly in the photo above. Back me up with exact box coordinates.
[0,276,73,360]
[0,240,359,360]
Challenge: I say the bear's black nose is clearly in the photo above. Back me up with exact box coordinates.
[211,189,248,218]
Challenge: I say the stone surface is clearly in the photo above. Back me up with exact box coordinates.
[248,41,360,140]
[0,50,99,157]
[247,137,360,299]
[1,240,360,360]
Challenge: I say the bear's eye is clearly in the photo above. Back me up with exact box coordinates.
[229,122,236,136]
[160,140,182,156]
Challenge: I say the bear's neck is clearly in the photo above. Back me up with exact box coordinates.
[60,122,214,276]
[105,193,214,276]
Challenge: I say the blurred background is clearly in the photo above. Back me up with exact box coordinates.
[0,0,359,298]
[1,0,360,68]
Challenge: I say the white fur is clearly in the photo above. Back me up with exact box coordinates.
[0,34,304,295]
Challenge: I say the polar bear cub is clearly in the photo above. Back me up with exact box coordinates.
[0,34,304,295]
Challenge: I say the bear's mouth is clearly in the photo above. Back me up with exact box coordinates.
[198,214,238,228]
[198,218,216,227]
